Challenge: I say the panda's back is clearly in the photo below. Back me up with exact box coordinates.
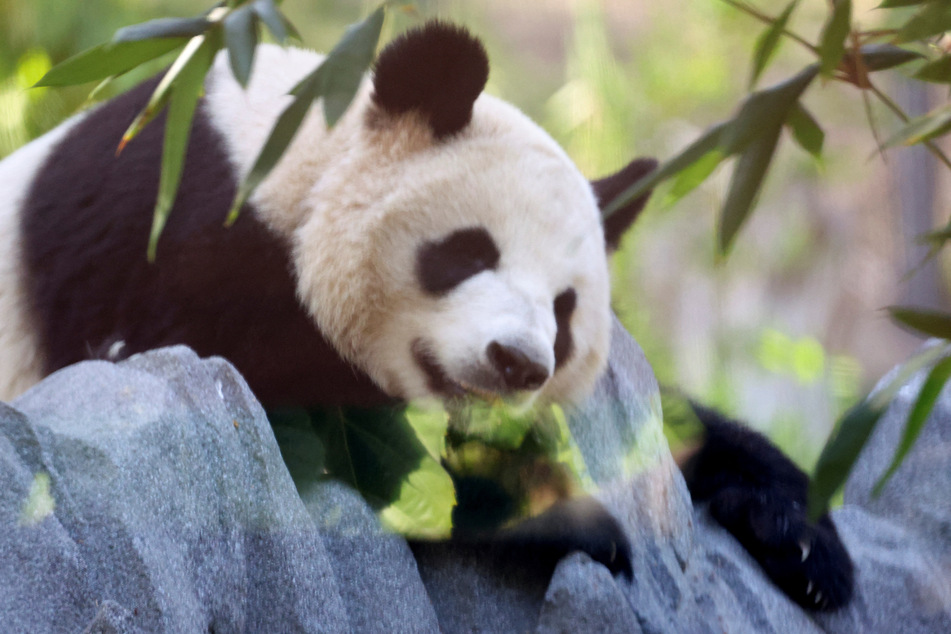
[4,49,388,407]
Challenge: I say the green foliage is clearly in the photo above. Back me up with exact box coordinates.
[601,42,922,253]
[894,1,951,43]
[224,5,259,87]
[808,342,951,519]
[889,305,951,339]
[884,103,951,147]
[808,399,884,520]
[19,472,55,527]
[756,329,826,385]
[271,405,456,538]
[914,55,951,83]
[817,0,851,78]
[597,1,951,514]
[34,38,188,87]
[149,33,220,261]
[269,400,595,539]
[749,0,798,88]
[785,103,824,157]
[226,4,385,225]
[872,354,951,496]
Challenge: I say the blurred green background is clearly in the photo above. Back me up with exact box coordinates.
[1,0,944,469]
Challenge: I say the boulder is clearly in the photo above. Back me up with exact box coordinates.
[1,327,949,632]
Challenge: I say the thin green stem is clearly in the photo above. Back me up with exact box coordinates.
[719,0,819,55]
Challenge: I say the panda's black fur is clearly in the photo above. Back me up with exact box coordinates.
[681,404,853,610]
[21,74,391,408]
[3,20,853,610]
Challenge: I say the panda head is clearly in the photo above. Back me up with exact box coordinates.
[293,22,654,408]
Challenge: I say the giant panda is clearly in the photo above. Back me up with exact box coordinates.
[0,21,852,610]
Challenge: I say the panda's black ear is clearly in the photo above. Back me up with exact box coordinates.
[592,158,658,252]
[371,21,489,139]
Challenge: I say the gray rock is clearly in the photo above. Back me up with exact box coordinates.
[413,540,552,633]
[2,332,950,633]
[813,360,951,634]
[537,553,643,634]
[81,600,139,634]
[2,347,437,633]
[0,403,96,634]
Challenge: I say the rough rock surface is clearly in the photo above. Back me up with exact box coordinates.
[1,325,950,633]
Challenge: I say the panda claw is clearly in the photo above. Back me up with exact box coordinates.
[800,539,811,562]
[807,580,814,596]
[107,339,126,360]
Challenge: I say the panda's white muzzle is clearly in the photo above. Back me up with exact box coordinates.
[411,337,551,403]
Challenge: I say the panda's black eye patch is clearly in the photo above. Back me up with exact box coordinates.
[553,288,577,368]
[416,227,500,295]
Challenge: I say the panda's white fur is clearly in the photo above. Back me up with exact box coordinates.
[0,117,85,399]
[0,33,613,408]
[203,44,610,406]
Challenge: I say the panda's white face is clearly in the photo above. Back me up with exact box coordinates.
[294,97,611,408]
[380,153,608,408]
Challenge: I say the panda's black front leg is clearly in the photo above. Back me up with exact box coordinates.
[449,474,633,580]
[679,404,854,611]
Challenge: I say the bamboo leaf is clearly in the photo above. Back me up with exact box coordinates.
[147,34,219,261]
[888,306,951,339]
[914,55,951,84]
[114,17,210,43]
[280,12,303,43]
[883,104,951,148]
[786,102,824,157]
[872,354,951,496]
[85,76,117,105]
[601,122,731,219]
[378,457,456,538]
[225,84,315,225]
[35,38,186,87]
[224,5,258,86]
[859,43,924,71]
[894,1,951,43]
[721,65,817,155]
[119,36,208,153]
[317,406,434,510]
[253,0,290,43]
[818,0,852,77]
[315,4,385,126]
[808,400,885,519]
[808,343,951,520]
[119,87,175,155]
[227,4,386,224]
[269,409,327,485]
[663,149,725,206]
[718,122,782,254]
[878,0,932,7]
[923,223,951,247]
[750,0,798,88]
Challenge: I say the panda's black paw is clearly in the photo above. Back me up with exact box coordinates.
[677,403,855,610]
[454,496,633,580]
[506,496,634,580]
[707,486,853,611]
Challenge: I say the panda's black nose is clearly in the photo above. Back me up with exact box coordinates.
[487,342,549,391]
